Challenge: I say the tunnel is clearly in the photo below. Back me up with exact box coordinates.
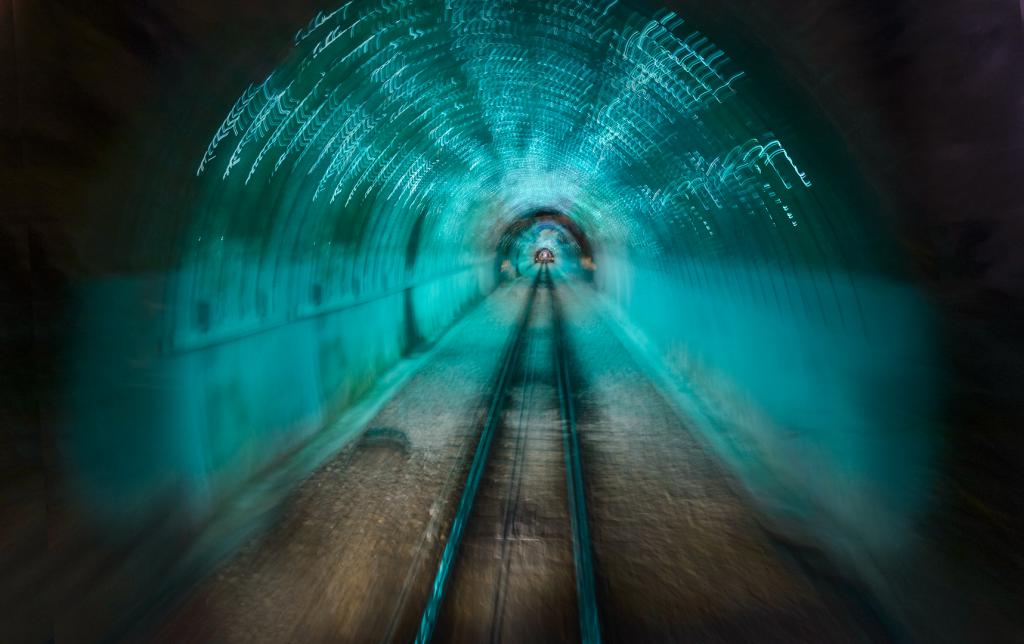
[3,0,1024,642]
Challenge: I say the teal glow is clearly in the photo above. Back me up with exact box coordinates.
[67,0,941,602]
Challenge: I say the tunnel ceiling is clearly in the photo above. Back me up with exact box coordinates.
[180,0,901,346]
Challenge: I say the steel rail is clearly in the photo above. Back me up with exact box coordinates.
[549,266,603,644]
[414,270,543,644]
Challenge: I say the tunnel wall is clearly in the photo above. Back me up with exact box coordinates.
[66,260,493,524]
[595,252,939,560]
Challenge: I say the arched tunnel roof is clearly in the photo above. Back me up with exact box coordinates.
[179,0,898,347]
[497,211,593,260]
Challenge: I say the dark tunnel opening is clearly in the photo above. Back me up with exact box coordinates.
[3,0,1024,641]
[495,210,595,282]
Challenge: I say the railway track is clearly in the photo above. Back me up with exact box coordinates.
[415,266,601,644]
[148,265,882,644]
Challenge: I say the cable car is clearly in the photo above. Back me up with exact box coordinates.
[534,248,555,264]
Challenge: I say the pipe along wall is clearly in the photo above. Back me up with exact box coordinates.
[62,0,940,628]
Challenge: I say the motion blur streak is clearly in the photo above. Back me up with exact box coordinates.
[2,0,1023,642]
[88,0,937,567]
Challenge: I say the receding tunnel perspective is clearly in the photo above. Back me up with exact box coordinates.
[4,1,1024,642]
